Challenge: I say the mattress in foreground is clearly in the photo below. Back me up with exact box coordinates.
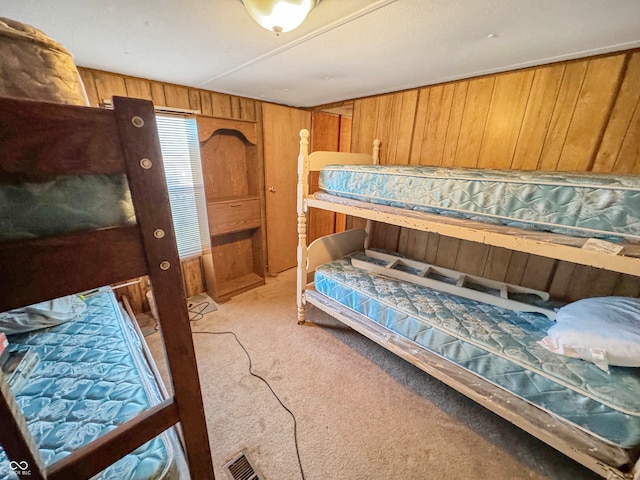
[0,288,181,480]
[314,252,640,464]
[318,165,640,241]
[0,175,135,242]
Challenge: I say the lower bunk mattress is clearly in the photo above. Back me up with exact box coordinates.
[314,251,640,467]
[318,164,640,242]
[0,287,183,480]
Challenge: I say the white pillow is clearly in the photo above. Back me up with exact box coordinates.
[538,296,640,372]
[0,295,86,335]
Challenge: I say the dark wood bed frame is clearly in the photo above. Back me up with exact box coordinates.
[0,96,214,479]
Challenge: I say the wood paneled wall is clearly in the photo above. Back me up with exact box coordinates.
[308,112,352,244]
[78,68,261,312]
[350,50,640,301]
[79,68,258,121]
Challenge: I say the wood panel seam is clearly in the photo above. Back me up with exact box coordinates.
[587,53,632,171]
[475,77,498,168]
[612,67,640,173]
[535,64,567,170]
[509,70,537,170]
[448,82,468,166]
[408,88,426,163]
[555,63,589,171]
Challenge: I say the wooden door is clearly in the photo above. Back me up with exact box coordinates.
[262,103,311,274]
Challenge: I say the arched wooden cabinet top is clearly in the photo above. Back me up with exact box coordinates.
[196,116,258,145]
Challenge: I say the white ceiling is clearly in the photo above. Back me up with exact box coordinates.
[3,0,640,108]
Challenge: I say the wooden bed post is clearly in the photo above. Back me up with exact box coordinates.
[113,97,214,479]
[372,139,381,164]
[297,129,310,324]
[0,371,46,480]
[364,139,381,250]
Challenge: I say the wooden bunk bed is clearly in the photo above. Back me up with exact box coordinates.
[295,128,640,480]
[0,96,214,479]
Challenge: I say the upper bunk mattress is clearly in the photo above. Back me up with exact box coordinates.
[314,252,640,461]
[0,18,136,243]
[318,165,640,242]
[0,175,135,242]
[0,287,181,480]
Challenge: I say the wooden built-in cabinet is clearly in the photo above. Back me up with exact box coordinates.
[197,116,266,302]
[78,67,263,313]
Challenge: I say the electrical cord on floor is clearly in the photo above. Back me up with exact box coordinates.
[187,301,211,322]
[192,330,306,480]
[152,301,214,333]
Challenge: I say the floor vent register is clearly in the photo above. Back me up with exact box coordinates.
[224,450,265,480]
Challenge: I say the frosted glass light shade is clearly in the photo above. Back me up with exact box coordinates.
[243,0,316,34]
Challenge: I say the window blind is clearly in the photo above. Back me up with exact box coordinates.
[156,115,210,259]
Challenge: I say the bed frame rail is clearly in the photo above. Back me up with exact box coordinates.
[0,226,147,312]
[0,97,126,180]
[0,96,214,479]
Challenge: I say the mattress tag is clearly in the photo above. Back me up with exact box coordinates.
[582,238,624,255]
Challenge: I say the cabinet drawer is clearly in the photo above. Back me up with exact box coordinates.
[208,198,261,236]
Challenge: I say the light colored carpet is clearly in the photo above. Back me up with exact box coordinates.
[145,268,599,480]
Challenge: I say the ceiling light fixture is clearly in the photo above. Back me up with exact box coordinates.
[242,0,317,35]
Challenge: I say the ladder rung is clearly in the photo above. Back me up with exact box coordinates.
[418,266,430,277]
[47,398,179,480]
[364,249,550,301]
[355,251,556,320]
[500,285,509,299]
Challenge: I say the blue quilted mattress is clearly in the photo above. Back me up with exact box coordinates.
[0,175,135,242]
[314,252,640,457]
[318,165,640,241]
[0,288,181,480]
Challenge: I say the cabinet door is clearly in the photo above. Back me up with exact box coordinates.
[262,104,311,274]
